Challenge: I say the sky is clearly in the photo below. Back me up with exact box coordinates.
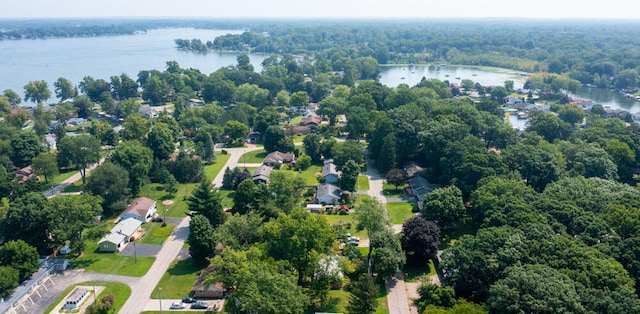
[2,0,640,19]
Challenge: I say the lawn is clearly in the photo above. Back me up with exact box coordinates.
[152,259,205,299]
[279,164,321,186]
[404,259,437,283]
[50,169,78,185]
[138,222,176,245]
[317,213,367,239]
[382,182,408,198]
[203,153,231,180]
[71,240,155,277]
[312,282,388,314]
[357,175,370,191]
[142,183,195,218]
[386,202,414,224]
[238,149,267,164]
[45,281,131,314]
[218,188,235,208]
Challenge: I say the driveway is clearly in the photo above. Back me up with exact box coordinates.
[119,243,163,257]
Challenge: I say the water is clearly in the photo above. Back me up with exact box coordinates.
[379,64,528,90]
[2,28,638,112]
[0,28,266,104]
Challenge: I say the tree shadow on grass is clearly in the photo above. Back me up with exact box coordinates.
[167,259,204,276]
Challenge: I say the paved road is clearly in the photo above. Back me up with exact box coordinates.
[364,156,411,314]
[43,157,106,197]
[212,144,264,188]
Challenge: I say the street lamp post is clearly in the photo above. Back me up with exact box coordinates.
[158,287,163,313]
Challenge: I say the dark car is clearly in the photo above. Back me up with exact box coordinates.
[151,217,164,223]
[190,301,208,309]
[181,296,196,303]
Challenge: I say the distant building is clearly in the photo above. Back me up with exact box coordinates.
[192,267,227,299]
[322,160,339,184]
[63,288,89,310]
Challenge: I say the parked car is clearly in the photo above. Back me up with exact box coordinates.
[169,302,186,309]
[181,296,196,303]
[151,217,164,223]
[190,301,208,309]
[347,240,360,246]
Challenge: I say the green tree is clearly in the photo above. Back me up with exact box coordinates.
[23,80,51,104]
[370,228,405,278]
[275,90,290,107]
[416,283,456,311]
[120,113,150,142]
[264,208,335,285]
[527,112,572,142]
[110,140,153,195]
[233,179,256,214]
[263,125,292,153]
[32,152,58,184]
[116,97,142,119]
[0,240,39,282]
[377,133,397,175]
[558,104,585,125]
[401,216,440,266]
[368,113,394,160]
[290,91,309,113]
[0,265,19,298]
[203,133,216,162]
[303,133,323,162]
[487,264,585,314]
[503,143,563,191]
[187,215,216,265]
[317,97,346,125]
[346,274,378,314]
[188,178,226,227]
[355,196,391,261]
[110,73,139,100]
[10,131,45,168]
[53,77,76,101]
[223,120,249,144]
[331,140,364,168]
[339,159,360,192]
[47,194,103,253]
[86,162,129,217]
[605,139,636,182]
[0,192,50,253]
[268,170,306,213]
[422,186,466,230]
[385,168,408,191]
[146,123,175,160]
[3,89,21,106]
[56,135,101,184]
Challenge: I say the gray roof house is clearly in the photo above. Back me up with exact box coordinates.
[98,233,126,252]
[120,197,157,223]
[322,160,339,184]
[252,165,273,184]
[317,183,341,205]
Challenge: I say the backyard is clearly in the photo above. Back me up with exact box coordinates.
[386,201,415,224]
[152,259,204,299]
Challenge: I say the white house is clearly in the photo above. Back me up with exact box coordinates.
[98,233,126,252]
[317,183,341,205]
[98,218,142,252]
[120,197,157,223]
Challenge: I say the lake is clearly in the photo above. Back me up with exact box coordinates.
[0,28,266,104]
[2,28,639,112]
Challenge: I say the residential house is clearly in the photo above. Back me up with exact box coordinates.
[138,104,158,119]
[252,165,273,184]
[285,125,312,136]
[14,165,35,183]
[322,159,339,184]
[120,197,157,223]
[302,114,322,128]
[408,176,439,211]
[246,131,261,144]
[192,267,227,299]
[317,183,341,205]
[263,151,296,167]
[98,233,126,252]
[98,218,143,252]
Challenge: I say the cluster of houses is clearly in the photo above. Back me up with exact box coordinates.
[97,197,157,252]
[248,151,344,206]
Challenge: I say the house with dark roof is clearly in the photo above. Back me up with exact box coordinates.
[322,159,339,184]
[317,183,341,204]
[119,197,157,223]
[138,104,158,119]
[14,165,35,183]
[252,165,273,184]
[263,151,295,167]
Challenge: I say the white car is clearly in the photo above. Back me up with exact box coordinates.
[169,302,186,309]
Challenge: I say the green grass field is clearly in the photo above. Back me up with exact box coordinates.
[142,183,194,218]
[404,259,437,283]
[138,223,175,245]
[72,241,155,277]
[152,259,205,299]
[203,153,231,181]
[238,149,267,164]
[312,283,388,314]
[218,188,235,208]
[357,175,370,191]
[45,281,131,314]
[382,182,408,198]
[386,202,414,224]
[279,164,321,186]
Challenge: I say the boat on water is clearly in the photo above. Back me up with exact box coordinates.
[444,74,450,77]
[400,77,406,80]
[472,73,477,76]
[455,77,461,79]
